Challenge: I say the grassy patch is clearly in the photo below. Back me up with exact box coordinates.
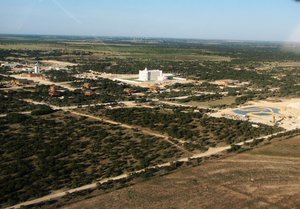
[181,96,236,108]
[249,136,300,158]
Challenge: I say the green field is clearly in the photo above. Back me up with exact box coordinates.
[184,96,236,108]
[0,41,231,61]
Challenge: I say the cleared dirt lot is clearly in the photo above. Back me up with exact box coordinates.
[211,98,300,130]
[10,74,77,91]
[41,60,77,67]
[63,136,300,209]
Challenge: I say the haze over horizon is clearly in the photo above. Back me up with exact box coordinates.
[1,0,300,42]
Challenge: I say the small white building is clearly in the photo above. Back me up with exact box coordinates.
[34,62,40,74]
[139,68,163,81]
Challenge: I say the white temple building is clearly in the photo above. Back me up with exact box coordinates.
[139,68,163,81]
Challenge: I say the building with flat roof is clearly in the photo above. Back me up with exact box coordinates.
[34,62,40,74]
[139,68,163,81]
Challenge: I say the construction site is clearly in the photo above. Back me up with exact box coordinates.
[210,98,300,130]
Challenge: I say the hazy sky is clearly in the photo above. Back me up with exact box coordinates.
[1,0,300,42]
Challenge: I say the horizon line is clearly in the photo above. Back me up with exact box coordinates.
[0,33,299,44]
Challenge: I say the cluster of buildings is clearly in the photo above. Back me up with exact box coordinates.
[49,85,60,97]
[26,62,41,75]
[1,61,44,76]
[82,83,96,96]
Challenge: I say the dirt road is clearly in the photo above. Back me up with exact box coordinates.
[6,130,288,209]
[63,135,300,209]
[6,99,289,209]
[156,100,216,111]
[70,111,189,154]
[0,111,31,118]
[23,99,190,154]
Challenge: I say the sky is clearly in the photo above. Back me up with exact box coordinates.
[1,0,300,42]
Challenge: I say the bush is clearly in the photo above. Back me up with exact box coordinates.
[228,144,241,152]
[5,113,31,123]
[31,106,56,116]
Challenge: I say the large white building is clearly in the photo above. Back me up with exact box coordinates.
[139,68,163,81]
